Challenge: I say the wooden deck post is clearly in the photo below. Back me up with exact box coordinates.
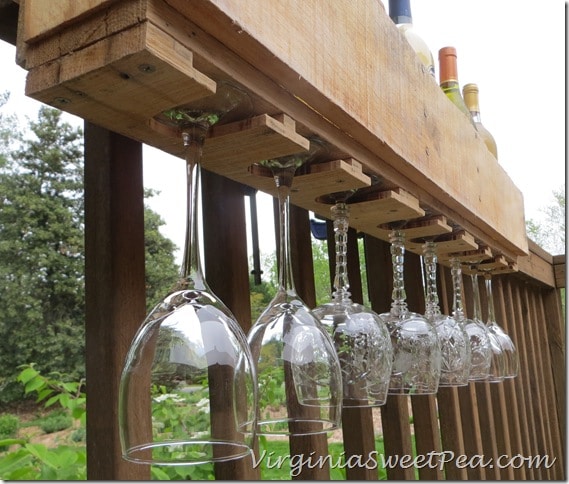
[84,123,149,479]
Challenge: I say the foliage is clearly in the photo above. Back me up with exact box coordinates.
[0,106,85,402]
[143,189,179,311]
[0,414,19,438]
[526,187,565,255]
[0,365,86,480]
[38,413,73,434]
[0,102,179,405]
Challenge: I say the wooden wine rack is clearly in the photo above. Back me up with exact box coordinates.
[16,0,529,271]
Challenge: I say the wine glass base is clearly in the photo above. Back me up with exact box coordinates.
[123,440,253,466]
[254,417,339,437]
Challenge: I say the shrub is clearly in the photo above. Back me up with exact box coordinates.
[39,413,73,434]
[0,414,19,438]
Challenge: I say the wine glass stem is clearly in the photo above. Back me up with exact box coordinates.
[470,272,483,322]
[332,202,351,303]
[390,230,408,313]
[484,274,496,324]
[180,126,208,287]
[450,258,465,320]
[274,167,296,294]
[422,241,441,318]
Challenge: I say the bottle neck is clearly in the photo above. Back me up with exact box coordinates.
[463,84,482,120]
[438,47,459,85]
[389,0,413,25]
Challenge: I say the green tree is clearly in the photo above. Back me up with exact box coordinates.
[0,103,179,403]
[0,106,85,399]
[143,190,179,311]
[526,187,565,255]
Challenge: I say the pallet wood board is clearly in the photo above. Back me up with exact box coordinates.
[18,0,529,263]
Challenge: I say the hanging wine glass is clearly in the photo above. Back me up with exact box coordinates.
[481,271,519,378]
[247,149,342,436]
[379,230,441,394]
[313,200,392,407]
[119,83,257,465]
[449,257,491,381]
[470,270,505,383]
[421,241,470,387]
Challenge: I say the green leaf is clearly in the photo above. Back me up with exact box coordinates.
[36,388,54,402]
[17,367,39,384]
[0,450,35,478]
[24,377,45,395]
[151,466,171,480]
[25,443,59,469]
[0,437,26,447]
[44,394,61,408]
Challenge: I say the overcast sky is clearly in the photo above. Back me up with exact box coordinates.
[0,0,565,260]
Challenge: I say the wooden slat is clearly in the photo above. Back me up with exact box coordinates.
[532,289,564,478]
[201,169,258,479]
[380,396,415,480]
[522,285,548,479]
[494,277,526,480]
[436,266,469,480]
[84,124,149,480]
[348,188,425,231]
[512,279,539,479]
[437,388,468,480]
[411,395,443,480]
[517,244,557,288]
[364,236,414,479]
[553,254,566,288]
[407,230,478,256]
[543,286,566,469]
[325,224,378,480]
[463,275,501,479]
[440,266,486,479]
[285,203,330,479]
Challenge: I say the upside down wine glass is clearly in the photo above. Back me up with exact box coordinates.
[422,241,470,387]
[470,270,505,383]
[313,201,393,407]
[247,152,342,436]
[119,84,257,465]
[482,271,519,378]
[449,258,491,381]
[380,230,441,394]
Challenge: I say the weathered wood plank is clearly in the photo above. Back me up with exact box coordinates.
[19,0,528,262]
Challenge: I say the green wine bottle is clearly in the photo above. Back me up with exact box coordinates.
[438,46,475,127]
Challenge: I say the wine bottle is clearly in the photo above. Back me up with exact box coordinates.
[389,0,435,76]
[438,46,475,126]
[463,83,498,158]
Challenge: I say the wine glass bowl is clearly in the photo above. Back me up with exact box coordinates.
[422,241,470,387]
[119,83,257,465]
[380,231,441,395]
[313,202,392,407]
[450,257,491,381]
[482,272,518,379]
[247,149,343,436]
[469,270,505,383]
